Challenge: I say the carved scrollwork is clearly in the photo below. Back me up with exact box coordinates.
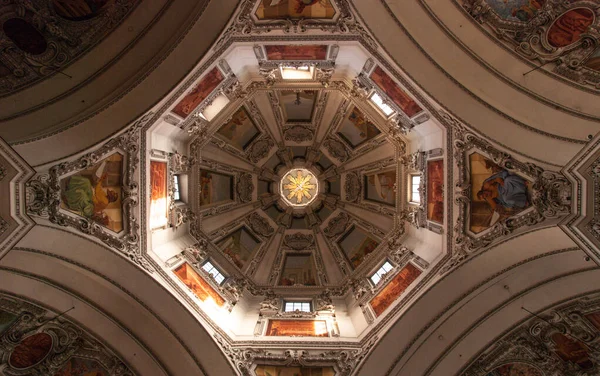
[0,293,133,376]
[283,125,314,143]
[247,212,275,238]
[323,137,349,163]
[247,136,275,164]
[283,233,315,250]
[323,212,350,239]
[344,172,361,203]
[236,173,254,203]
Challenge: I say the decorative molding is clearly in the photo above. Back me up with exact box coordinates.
[0,293,134,375]
[26,112,154,272]
[283,233,315,250]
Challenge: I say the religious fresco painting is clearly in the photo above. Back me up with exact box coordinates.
[52,0,115,21]
[427,160,444,224]
[547,8,594,48]
[9,332,53,369]
[369,263,422,317]
[3,18,48,55]
[551,332,594,370]
[216,108,261,150]
[255,0,336,20]
[483,0,545,22]
[172,67,224,118]
[255,365,336,376]
[54,357,109,376]
[173,262,225,307]
[369,66,423,118]
[585,311,600,332]
[265,320,329,337]
[60,153,123,232]
[149,161,168,229]
[279,254,317,286]
[0,310,18,334]
[281,91,317,122]
[337,226,380,269]
[199,170,234,207]
[337,107,381,149]
[265,45,328,60]
[469,153,531,234]
[364,170,397,206]
[485,363,543,376]
[216,227,261,269]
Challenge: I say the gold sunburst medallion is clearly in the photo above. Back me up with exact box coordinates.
[280,169,319,207]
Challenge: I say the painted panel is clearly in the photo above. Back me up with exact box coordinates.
[216,108,261,150]
[265,320,329,337]
[483,0,545,22]
[337,226,379,269]
[60,153,123,232]
[281,91,317,122]
[255,1,335,20]
[369,66,422,118]
[279,254,317,286]
[265,45,328,60]
[199,170,234,207]
[469,153,531,234]
[369,263,422,317]
[173,262,225,307]
[255,365,335,376]
[216,227,261,269]
[150,161,168,228]
[54,357,109,376]
[427,160,444,224]
[337,107,381,149]
[586,311,600,331]
[52,0,114,21]
[3,18,47,55]
[547,8,594,48]
[9,333,53,369]
[0,310,18,334]
[486,363,543,376]
[551,332,594,370]
[172,67,224,118]
[364,170,396,206]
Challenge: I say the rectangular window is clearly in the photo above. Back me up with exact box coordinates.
[410,175,421,204]
[280,65,314,80]
[173,175,181,201]
[284,301,312,313]
[370,92,394,116]
[201,261,225,285]
[370,261,393,285]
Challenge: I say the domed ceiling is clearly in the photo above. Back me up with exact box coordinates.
[16,0,598,375]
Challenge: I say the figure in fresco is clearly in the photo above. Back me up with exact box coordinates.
[63,160,119,226]
[484,0,545,22]
[476,169,529,213]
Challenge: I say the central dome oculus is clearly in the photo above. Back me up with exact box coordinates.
[280,169,319,207]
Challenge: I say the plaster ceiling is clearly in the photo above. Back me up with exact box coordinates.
[1,0,599,375]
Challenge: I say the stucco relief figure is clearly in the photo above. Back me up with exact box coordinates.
[470,153,531,234]
[61,153,123,232]
[547,8,595,48]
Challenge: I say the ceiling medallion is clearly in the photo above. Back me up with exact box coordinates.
[280,168,319,207]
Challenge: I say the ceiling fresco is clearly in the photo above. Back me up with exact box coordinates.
[0,294,133,375]
[460,0,600,91]
[0,0,140,96]
[462,293,600,376]
[20,0,586,374]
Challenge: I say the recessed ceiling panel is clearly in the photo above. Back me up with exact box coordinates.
[255,1,335,20]
[216,108,261,150]
[336,106,381,148]
[281,91,317,122]
[265,45,328,60]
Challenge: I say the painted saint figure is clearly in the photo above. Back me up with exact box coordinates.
[63,161,118,225]
[476,170,529,212]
